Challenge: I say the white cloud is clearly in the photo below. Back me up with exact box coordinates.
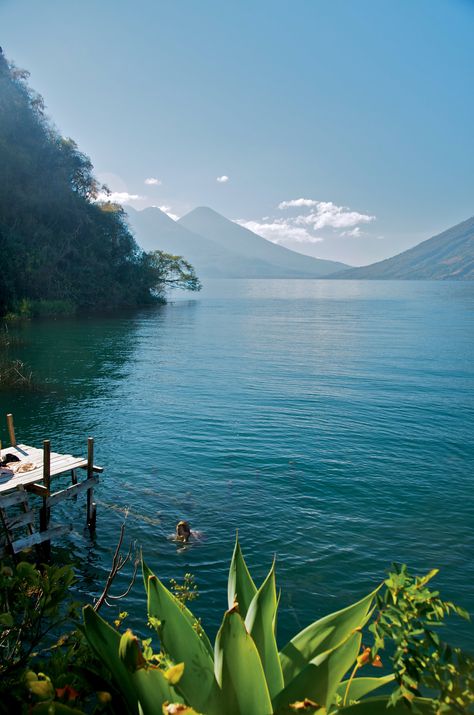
[341,227,362,237]
[144,177,162,186]
[236,219,323,244]
[96,191,144,204]
[280,199,375,231]
[278,198,318,209]
[153,205,179,221]
[236,198,376,246]
[216,175,229,183]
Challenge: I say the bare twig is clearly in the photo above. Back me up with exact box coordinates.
[93,521,139,612]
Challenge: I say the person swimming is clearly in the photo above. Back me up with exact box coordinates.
[175,520,191,543]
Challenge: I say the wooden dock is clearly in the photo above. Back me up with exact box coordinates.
[0,413,103,558]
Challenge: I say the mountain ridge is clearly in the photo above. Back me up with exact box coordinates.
[333,216,474,280]
[128,205,349,278]
[178,206,349,277]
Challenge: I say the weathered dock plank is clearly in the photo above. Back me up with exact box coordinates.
[11,524,73,553]
[5,509,36,530]
[0,490,28,508]
[47,475,99,507]
[0,444,102,494]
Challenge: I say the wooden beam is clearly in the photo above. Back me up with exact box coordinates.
[6,414,16,447]
[87,437,94,479]
[0,490,28,508]
[25,483,49,497]
[12,524,72,553]
[43,440,51,492]
[18,485,35,537]
[89,501,97,531]
[86,437,94,529]
[40,440,52,558]
[5,509,35,530]
[47,475,99,507]
[0,506,15,559]
[78,463,104,473]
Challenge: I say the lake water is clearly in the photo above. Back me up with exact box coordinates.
[3,280,474,651]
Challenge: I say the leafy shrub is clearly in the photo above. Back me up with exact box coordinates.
[81,539,473,715]
[1,544,472,714]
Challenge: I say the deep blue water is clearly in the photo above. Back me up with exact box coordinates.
[3,280,474,651]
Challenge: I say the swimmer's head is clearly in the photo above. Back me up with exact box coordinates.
[176,520,191,542]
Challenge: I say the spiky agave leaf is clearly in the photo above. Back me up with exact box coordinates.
[83,605,138,714]
[146,572,220,714]
[274,631,362,712]
[143,559,213,658]
[336,674,395,705]
[215,605,273,715]
[227,534,257,618]
[279,585,380,685]
[244,558,284,698]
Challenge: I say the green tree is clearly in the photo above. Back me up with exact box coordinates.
[146,251,202,299]
[0,49,200,315]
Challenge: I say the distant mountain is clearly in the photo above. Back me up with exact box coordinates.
[129,206,323,278]
[128,205,349,278]
[335,216,474,280]
[127,206,244,278]
[177,206,349,277]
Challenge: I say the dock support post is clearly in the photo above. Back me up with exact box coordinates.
[6,414,16,447]
[71,469,78,502]
[86,437,96,532]
[39,440,51,559]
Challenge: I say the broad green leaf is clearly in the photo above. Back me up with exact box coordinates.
[333,695,440,714]
[214,606,273,715]
[82,605,138,714]
[227,534,257,617]
[336,674,395,704]
[274,631,362,712]
[147,574,219,714]
[245,560,284,699]
[279,585,379,685]
[142,559,213,658]
[132,666,182,715]
[142,559,154,592]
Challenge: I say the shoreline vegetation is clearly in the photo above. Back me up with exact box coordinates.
[0,325,33,390]
[0,534,472,714]
[0,46,201,389]
[0,48,201,321]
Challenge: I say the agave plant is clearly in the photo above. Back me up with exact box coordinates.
[82,538,438,715]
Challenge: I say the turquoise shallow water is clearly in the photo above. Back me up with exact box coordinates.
[2,279,474,650]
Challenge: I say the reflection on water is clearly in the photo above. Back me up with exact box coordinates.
[2,280,474,650]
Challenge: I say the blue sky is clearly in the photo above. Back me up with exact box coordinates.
[1,0,473,265]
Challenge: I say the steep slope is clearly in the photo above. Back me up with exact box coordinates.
[178,207,349,277]
[0,49,153,313]
[127,207,293,278]
[336,216,474,280]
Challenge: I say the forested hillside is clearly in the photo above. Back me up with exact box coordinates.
[0,50,195,315]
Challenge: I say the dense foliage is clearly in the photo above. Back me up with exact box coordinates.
[0,49,200,315]
[1,539,471,714]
